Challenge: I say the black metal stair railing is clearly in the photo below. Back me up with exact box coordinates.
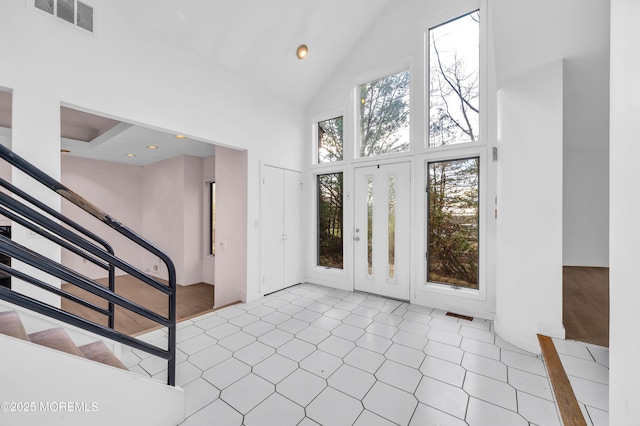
[0,144,177,386]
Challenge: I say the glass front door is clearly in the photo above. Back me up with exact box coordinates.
[354,162,411,300]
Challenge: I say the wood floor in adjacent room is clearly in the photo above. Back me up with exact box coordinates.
[61,275,214,336]
[563,266,609,347]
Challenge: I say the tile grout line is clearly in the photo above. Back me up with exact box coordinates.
[537,334,587,426]
[175,283,595,425]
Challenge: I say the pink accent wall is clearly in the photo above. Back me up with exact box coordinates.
[142,156,186,283]
[61,154,213,287]
[182,155,205,285]
[61,155,145,279]
[214,147,247,306]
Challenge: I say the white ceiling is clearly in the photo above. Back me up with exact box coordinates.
[110,0,391,106]
[0,92,215,166]
[2,1,393,165]
[61,125,216,166]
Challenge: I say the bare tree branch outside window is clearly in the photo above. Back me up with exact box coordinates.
[429,11,480,147]
[318,117,343,164]
[427,11,481,288]
[359,70,410,157]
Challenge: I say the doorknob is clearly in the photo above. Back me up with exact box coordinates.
[353,236,360,241]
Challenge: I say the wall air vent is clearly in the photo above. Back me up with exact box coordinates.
[34,0,94,33]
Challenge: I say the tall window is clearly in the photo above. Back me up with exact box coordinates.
[359,69,410,157]
[427,158,479,289]
[318,116,343,163]
[425,8,482,290]
[317,173,343,269]
[209,182,216,255]
[428,10,480,147]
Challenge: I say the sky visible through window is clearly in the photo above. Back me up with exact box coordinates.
[428,11,480,147]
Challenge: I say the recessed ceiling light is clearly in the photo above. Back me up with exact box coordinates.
[126,153,136,157]
[60,149,71,154]
[147,145,158,149]
[175,134,186,139]
[296,44,308,60]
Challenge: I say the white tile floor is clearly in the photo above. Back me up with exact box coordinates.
[122,283,609,426]
[552,338,610,426]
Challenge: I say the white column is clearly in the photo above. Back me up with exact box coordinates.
[610,0,640,423]
[495,60,565,353]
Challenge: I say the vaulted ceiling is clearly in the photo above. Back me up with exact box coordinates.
[1,0,392,164]
[110,0,391,106]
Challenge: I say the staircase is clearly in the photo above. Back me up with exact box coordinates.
[0,306,185,426]
[0,145,185,425]
[0,310,126,370]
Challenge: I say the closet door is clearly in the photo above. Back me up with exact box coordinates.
[283,169,302,287]
[261,165,302,295]
[261,166,285,294]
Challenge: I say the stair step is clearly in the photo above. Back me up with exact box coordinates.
[0,311,29,341]
[79,341,127,370]
[2,313,129,371]
[29,328,85,358]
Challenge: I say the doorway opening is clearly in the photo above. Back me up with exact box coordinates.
[563,266,609,347]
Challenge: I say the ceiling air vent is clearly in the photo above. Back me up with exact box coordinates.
[35,0,94,33]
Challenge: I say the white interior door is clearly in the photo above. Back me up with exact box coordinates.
[261,165,302,295]
[261,165,284,294]
[354,162,411,300]
[283,169,303,287]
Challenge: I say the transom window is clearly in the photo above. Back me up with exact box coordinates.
[428,10,480,148]
[317,116,343,164]
[358,69,410,157]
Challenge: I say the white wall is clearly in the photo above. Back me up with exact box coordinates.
[491,0,610,268]
[495,61,565,353]
[563,150,609,266]
[0,127,11,226]
[0,0,305,304]
[0,334,185,426]
[490,0,610,351]
[10,90,62,307]
[609,0,640,423]
[562,15,610,268]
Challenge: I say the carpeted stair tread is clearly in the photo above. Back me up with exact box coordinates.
[0,311,29,341]
[29,327,85,358]
[79,341,127,370]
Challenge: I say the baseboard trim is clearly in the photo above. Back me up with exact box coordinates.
[131,300,241,337]
[494,321,540,354]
